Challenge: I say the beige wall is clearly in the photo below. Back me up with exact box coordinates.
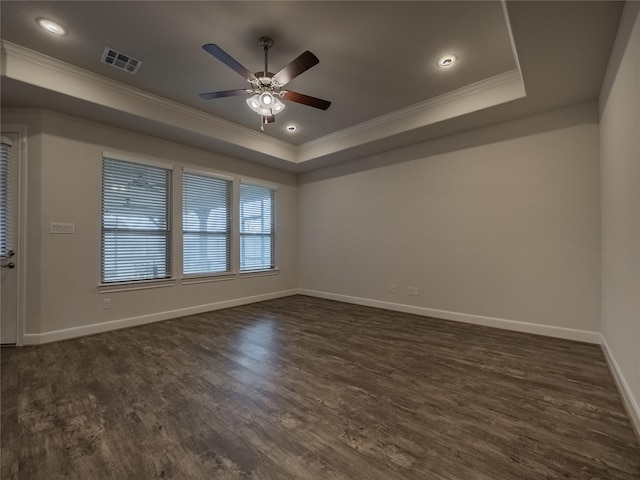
[299,102,601,340]
[3,109,298,341]
[5,101,604,345]
[599,2,640,431]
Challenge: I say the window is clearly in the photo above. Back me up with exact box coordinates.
[0,139,12,258]
[101,157,171,283]
[239,182,275,272]
[182,171,232,276]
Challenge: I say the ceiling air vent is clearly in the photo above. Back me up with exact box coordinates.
[101,47,142,74]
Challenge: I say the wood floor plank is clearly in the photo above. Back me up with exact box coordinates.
[2,295,639,479]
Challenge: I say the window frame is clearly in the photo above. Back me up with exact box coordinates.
[239,180,277,273]
[100,154,173,286]
[0,137,13,259]
[181,168,233,279]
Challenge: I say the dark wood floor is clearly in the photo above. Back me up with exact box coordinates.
[2,295,639,479]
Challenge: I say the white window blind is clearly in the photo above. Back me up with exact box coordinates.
[239,182,275,271]
[0,139,12,258]
[101,157,171,283]
[182,171,231,276]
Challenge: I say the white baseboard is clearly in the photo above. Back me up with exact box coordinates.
[297,289,602,344]
[23,288,601,346]
[22,289,298,345]
[601,336,640,440]
[20,288,637,441]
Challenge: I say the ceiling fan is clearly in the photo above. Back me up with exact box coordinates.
[199,37,331,130]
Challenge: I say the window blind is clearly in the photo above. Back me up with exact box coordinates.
[0,139,12,258]
[101,157,171,283]
[182,171,231,276]
[239,182,275,271]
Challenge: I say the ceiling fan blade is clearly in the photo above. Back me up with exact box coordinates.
[283,90,331,110]
[273,51,319,86]
[199,89,249,100]
[203,44,257,81]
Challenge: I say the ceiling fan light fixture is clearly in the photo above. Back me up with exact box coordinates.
[247,93,285,116]
[247,91,285,116]
[247,94,265,114]
[272,97,285,113]
[247,95,260,110]
[259,91,273,107]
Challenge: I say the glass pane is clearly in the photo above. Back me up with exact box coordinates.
[0,142,9,256]
[103,158,169,230]
[103,232,169,282]
[183,233,230,275]
[182,172,231,275]
[102,158,171,283]
[240,235,273,271]
[240,183,275,271]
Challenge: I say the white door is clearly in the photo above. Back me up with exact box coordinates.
[1,133,19,345]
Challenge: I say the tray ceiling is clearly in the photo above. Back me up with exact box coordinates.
[0,1,623,171]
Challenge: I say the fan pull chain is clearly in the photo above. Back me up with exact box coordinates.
[264,45,269,78]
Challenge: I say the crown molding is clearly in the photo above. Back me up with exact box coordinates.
[305,69,522,148]
[297,69,525,163]
[2,38,524,167]
[1,40,297,163]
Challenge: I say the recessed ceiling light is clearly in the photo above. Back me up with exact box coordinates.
[437,54,457,68]
[286,125,297,132]
[36,17,67,36]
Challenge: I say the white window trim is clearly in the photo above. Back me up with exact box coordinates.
[181,272,236,285]
[183,167,233,182]
[98,157,283,286]
[1,124,27,346]
[182,169,233,278]
[240,177,279,191]
[101,155,173,284]
[239,180,277,273]
[98,278,177,293]
[103,150,174,171]
[239,268,280,278]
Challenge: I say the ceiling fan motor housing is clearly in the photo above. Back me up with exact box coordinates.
[258,37,274,50]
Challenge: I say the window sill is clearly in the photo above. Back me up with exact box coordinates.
[239,268,280,279]
[98,278,177,293]
[181,273,236,285]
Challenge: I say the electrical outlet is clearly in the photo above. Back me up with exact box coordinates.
[390,284,397,293]
[102,298,111,310]
[407,286,420,296]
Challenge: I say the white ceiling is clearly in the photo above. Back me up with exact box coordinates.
[0,1,624,172]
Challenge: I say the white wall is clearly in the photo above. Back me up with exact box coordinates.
[4,101,604,347]
[599,2,640,434]
[2,109,298,343]
[298,102,601,342]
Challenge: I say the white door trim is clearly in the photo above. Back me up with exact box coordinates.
[1,124,27,346]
